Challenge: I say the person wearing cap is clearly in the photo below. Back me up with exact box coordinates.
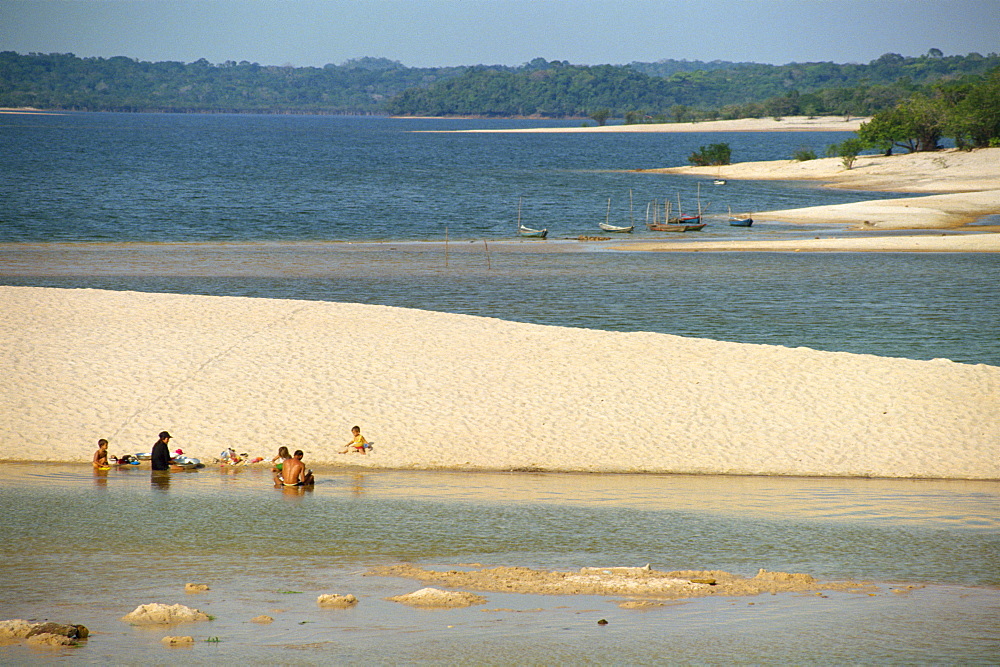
[150,431,173,471]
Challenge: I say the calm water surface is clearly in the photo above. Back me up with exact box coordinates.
[1,112,907,243]
[0,464,998,664]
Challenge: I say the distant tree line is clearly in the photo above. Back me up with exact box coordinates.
[0,52,464,113]
[385,52,1000,120]
[1,50,997,121]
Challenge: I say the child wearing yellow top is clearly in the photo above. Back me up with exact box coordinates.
[340,425,369,455]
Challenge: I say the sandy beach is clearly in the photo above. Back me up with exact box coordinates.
[616,147,1000,252]
[440,115,868,133]
[2,286,997,479]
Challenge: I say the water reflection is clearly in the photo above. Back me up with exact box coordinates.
[279,484,313,499]
[150,471,170,491]
[350,473,366,497]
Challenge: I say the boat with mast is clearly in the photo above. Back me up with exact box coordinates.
[599,191,635,233]
[645,186,707,232]
[516,197,548,238]
[728,205,754,227]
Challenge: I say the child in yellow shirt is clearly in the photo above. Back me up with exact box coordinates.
[339,425,370,455]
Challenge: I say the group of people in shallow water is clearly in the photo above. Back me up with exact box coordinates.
[92,426,374,487]
[271,446,315,487]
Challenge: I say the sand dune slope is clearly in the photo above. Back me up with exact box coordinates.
[2,287,997,479]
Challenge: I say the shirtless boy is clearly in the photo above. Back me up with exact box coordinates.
[92,439,109,468]
[276,450,314,487]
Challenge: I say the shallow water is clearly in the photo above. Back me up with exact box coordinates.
[4,244,999,366]
[1,464,997,664]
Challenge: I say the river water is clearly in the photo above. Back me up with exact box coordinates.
[0,464,998,664]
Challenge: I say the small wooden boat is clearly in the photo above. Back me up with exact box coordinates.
[518,225,548,238]
[516,197,548,238]
[646,198,686,231]
[599,196,634,233]
[646,192,706,231]
[646,222,689,232]
[728,205,753,227]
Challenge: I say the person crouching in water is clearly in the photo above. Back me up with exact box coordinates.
[276,449,314,487]
[93,439,109,468]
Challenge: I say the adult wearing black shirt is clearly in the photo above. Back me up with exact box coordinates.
[150,431,173,471]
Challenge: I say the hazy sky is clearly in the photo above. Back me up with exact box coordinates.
[2,0,998,68]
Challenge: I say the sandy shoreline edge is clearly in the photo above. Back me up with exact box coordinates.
[622,147,1000,245]
[424,115,868,133]
[2,286,997,479]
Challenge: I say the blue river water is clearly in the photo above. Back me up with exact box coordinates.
[2,112,905,243]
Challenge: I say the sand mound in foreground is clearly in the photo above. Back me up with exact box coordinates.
[1,287,997,479]
[371,564,875,601]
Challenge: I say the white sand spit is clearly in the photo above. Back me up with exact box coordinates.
[755,191,1000,229]
[617,232,1000,253]
[2,286,998,479]
[650,147,1000,194]
[433,116,867,134]
[644,148,1000,231]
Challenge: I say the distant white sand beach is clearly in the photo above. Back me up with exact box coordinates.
[623,147,1000,245]
[430,115,867,133]
[2,286,997,479]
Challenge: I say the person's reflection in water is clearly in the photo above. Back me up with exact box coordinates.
[151,470,171,491]
[350,473,365,497]
[280,484,313,498]
[93,467,109,489]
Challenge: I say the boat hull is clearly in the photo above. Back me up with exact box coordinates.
[599,223,634,233]
[518,226,548,238]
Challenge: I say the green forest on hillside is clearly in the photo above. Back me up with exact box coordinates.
[1,50,997,122]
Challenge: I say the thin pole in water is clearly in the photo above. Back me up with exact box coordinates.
[483,239,491,270]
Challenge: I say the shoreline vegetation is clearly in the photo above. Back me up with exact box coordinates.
[2,286,997,478]
[5,51,997,119]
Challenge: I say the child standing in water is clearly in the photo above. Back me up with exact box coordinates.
[339,426,369,455]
